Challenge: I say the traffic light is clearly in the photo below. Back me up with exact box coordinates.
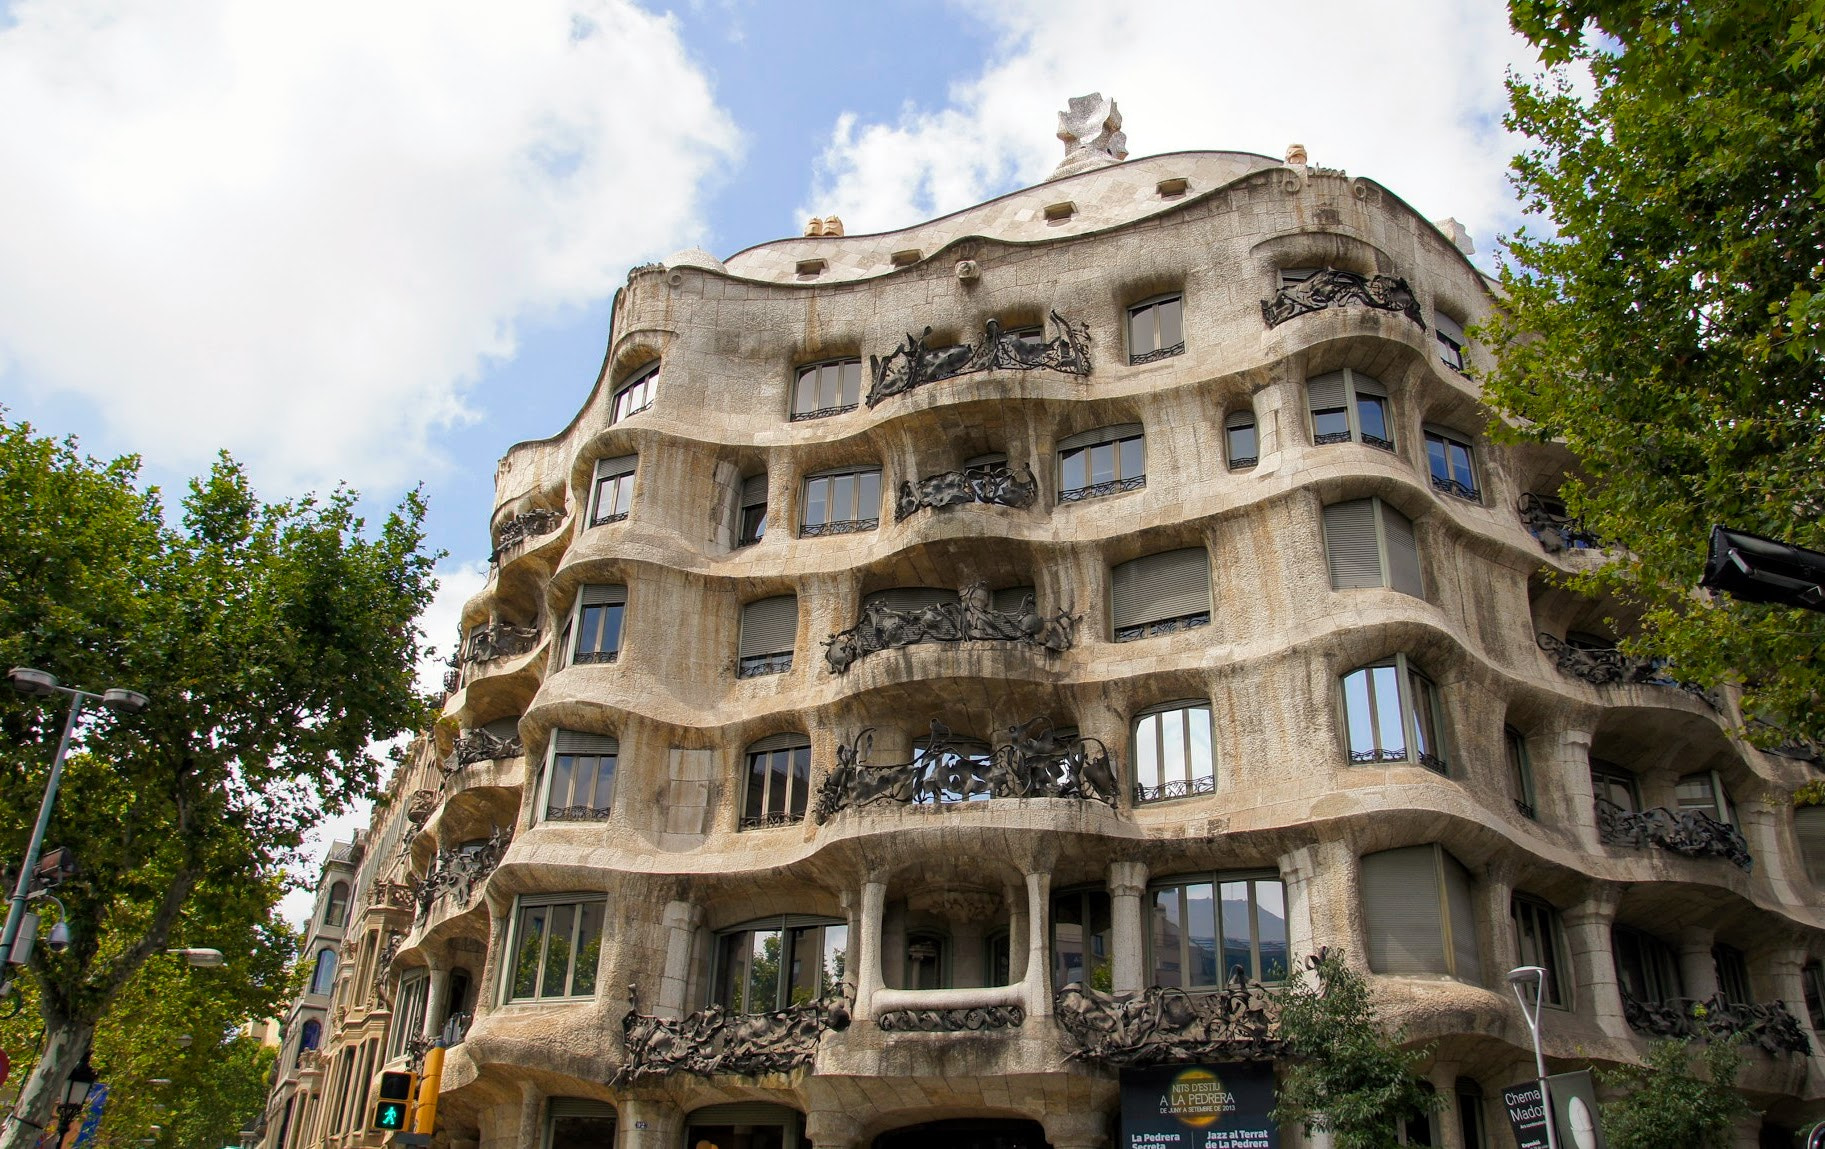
[370,1070,417,1133]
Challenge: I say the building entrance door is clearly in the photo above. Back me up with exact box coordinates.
[871,1118,1051,1149]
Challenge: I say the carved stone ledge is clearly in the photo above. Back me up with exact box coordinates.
[876,1004,1024,1032]
[866,311,1091,408]
[1055,973,1292,1068]
[895,461,1038,521]
[1621,992,1810,1054]
[822,580,1077,674]
[1596,800,1753,870]
[612,986,851,1084]
[1260,268,1425,330]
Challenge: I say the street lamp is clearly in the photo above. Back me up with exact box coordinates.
[2,668,150,980]
[167,948,226,968]
[1509,965,1558,1149]
[54,1052,99,1145]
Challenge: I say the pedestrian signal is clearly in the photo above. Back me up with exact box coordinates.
[370,1071,417,1132]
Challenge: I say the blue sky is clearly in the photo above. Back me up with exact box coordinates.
[0,0,1542,918]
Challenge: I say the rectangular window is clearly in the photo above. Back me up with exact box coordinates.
[612,364,657,423]
[1225,411,1258,469]
[1506,727,1537,820]
[1612,926,1681,1006]
[1341,655,1446,772]
[800,468,881,536]
[742,736,812,829]
[1590,761,1641,814]
[1424,429,1479,501]
[1361,844,1480,980]
[1128,295,1185,364]
[507,898,605,1001]
[544,731,618,821]
[713,918,847,1012]
[1435,313,1468,372]
[589,455,636,526]
[388,974,430,1058]
[1802,961,1825,1031]
[737,474,768,547]
[1713,944,1751,1004]
[1149,873,1288,987]
[1511,895,1570,1007]
[1133,703,1215,803]
[1110,548,1211,641]
[1308,369,1394,451]
[1322,497,1424,597]
[1057,424,1145,502]
[567,585,625,666]
[1676,771,1732,823]
[1051,888,1113,991]
[791,358,862,420]
[738,596,798,678]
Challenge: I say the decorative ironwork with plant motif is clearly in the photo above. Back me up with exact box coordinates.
[822,581,1076,675]
[1595,800,1753,870]
[1260,269,1425,329]
[1055,970,1292,1067]
[895,460,1039,521]
[866,311,1091,408]
[612,984,851,1083]
[1517,493,1601,553]
[1621,992,1809,1054]
[461,623,539,665]
[412,826,511,921]
[489,508,564,563]
[449,727,523,769]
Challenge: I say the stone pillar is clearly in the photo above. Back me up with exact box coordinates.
[1428,1060,1464,1149]
[1107,860,1149,996]
[657,900,703,1018]
[804,1110,864,1149]
[513,1081,543,1149]
[1558,729,1599,852]
[1678,925,1718,1001]
[1277,845,1321,962]
[1023,869,1054,1018]
[423,961,450,1041]
[1562,889,1627,1040]
[1765,943,1809,1011]
[619,1098,683,1149]
[1007,881,1030,984]
[853,880,886,1021]
[1042,1111,1107,1149]
[1478,859,1518,992]
[881,900,906,991]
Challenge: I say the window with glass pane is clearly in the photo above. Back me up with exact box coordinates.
[1676,772,1732,823]
[1051,888,1113,991]
[1307,370,1394,451]
[1226,411,1258,468]
[1058,428,1145,501]
[311,948,337,995]
[1590,761,1641,813]
[742,737,811,829]
[545,749,616,821]
[1456,1080,1488,1149]
[1424,430,1479,501]
[1128,295,1185,364]
[1436,313,1468,372]
[1802,961,1825,1031]
[389,974,429,1057]
[1132,703,1215,804]
[1713,944,1751,1004]
[792,359,862,420]
[590,456,635,525]
[1511,895,1568,1006]
[1341,656,1446,772]
[612,364,657,423]
[570,590,624,665]
[801,468,881,534]
[324,881,350,926]
[738,475,768,547]
[507,898,604,1000]
[1149,874,1287,988]
[1612,926,1681,1005]
[1505,727,1537,819]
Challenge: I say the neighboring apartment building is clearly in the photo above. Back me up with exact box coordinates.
[270,97,1825,1149]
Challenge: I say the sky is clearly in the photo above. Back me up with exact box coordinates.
[0,0,1544,927]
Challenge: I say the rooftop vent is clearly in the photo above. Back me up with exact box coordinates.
[1043,201,1077,223]
[1156,177,1189,198]
[795,258,827,278]
[890,249,922,268]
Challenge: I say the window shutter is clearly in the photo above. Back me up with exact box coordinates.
[686,1103,800,1126]
[1307,372,1348,411]
[1435,312,1467,345]
[580,584,626,607]
[739,596,798,658]
[746,732,809,755]
[1361,846,1447,974]
[482,718,520,740]
[1111,549,1210,630]
[548,1099,618,1121]
[864,587,961,613]
[554,730,618,755]
[1057,423,1144,452]
[965,452,1008,468]
[1380,503,1424,597]
[1351,372,1388,398]
[595,455,636,479]
[1225,410,1255,431]
[1441,851,1481,981]
[1324,500,1382,589]
[741,474,768,506]
[991,586,1034,614]
[1797,807,1825,885]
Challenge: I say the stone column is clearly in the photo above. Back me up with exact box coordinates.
[619,1098,683,1149]
[804,1110,864,1149]
[853,879,886,1021]
[1107,860,1149,996]
[1557,729,1599,853]
[512,1081,543,1149]
[1562,888,1627,1040]
[1042,1111,1107,1149]
[1277,845,1321,962]
[1023,869,1055,1018]
[657,900,703,1018]
[1765,943,1809,1010]
[1007,881,1030,984]
[1478,859,1518,992]
[423,961,450,1041]
[1428,1060,1464,1149]
[1678,925,1718,1002]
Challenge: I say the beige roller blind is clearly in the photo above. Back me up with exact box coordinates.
[991,586,1034,614]
[1225,410,1255,430]
[1324,500,1382,589]
[1361,845,1447,975]
[553,730,618,755]
[864,587,960,613]
[1110,549,1210,630]
[1307,372,1348,411]
[548,1098,618,1120]
[1057,423,1144,453]
[1351,372,1388,397]
[1442,850,1481,981]
[1381,502,1424,598]
[1796,807,1825,885]
[579,583,626,607]
[595,454,636,479]
[1435,312,1467,345]
[739,596,798,658]
[746,732,809,755]
[741,474,768,506]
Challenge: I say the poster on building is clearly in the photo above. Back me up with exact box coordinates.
[1119,1063,1276,1149]
[1502,1081,1549,1149]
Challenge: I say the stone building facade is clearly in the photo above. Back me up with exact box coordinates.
[271,100,1825,1149]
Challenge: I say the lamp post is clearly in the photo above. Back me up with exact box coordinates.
[1,668,149,974]
[1508,965,1557,1149]
[53,1050,99,1146]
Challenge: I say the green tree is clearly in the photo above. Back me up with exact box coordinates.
[1599,1037,1749,1149]
[1271,951,1441,1149]
[1485,0,1825,747]
[0,416,437,1149]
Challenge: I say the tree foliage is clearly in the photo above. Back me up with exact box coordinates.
[1485,0,1825,745]
[1599,1037,1749,1149]
[1270,951,1441,1149]
[0,415,438,1148]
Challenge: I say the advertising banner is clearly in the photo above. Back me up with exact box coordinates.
[1502,1081,1550,1149]
[1119,1062,1276,1149]
[1504,1070,1608,1149]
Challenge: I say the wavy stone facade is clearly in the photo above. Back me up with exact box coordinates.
[271,116,1825,1149]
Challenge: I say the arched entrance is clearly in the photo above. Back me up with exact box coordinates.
[686,1101,805,1149]
[871,1118,1050,1149]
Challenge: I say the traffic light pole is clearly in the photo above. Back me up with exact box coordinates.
[0,690,86,966]
[413,1043,445,1136]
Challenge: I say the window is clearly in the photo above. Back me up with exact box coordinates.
[1133,702,1215,803]
[1057,424,1145,502]
[1802,961,1825,1031]
[1110,548,1210,641]
[1308,369,1394,451]
[1505,727,1538,820]
[1676,771,1733,823]
[1424,429,1479,501]
[1128,295,1184,364]
[589,456,636,526]
[389,972,429,1058]
[1590,760,1641,813]
[1713,944,1751,1004]
[506,897,605,1001]
[1322,497,1423,596]
[1149,873,1289,987]
[310,948,337,995]
[792,358,862,420]
[1511,895,1570,1006]
[742,734,811,829]
[1435,312,1468,373]
[738,596,797,678]
[1279,267,1321,287]
[323,881,350,927]
[611,363,657,423]
[713,916,847,1011]
[1456,1079,1488,1149]
[1360,844,1481,980]
[299,1019,321,1051]
[800,467,881,536]
[1052,888,1113,991]
[1796,806,1825,885]
[547,1100,618,1149]
[737,474,768,547]
[561,585,625,666]
[1340,656,1447,773]
[543,731,618,822]
[911,730,994,803]
[1612,925,1681,1005]
[1225,411,1258,469]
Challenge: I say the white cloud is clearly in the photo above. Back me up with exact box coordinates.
[0,0,739,492]
[803,0,1537,264]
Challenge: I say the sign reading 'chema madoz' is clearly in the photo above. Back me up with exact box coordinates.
[1119,1063,1276,1149]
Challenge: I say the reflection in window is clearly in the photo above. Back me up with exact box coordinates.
[1052,888,1113,991]
[590,456,636,526]
[742,736,811,829]
[544,733,617,822]
[1340,656,1446,773]
[1308,369,1393,451]
[1149,874,1288,987]
[1676,771,1733,824]
[1612,926,1681,1006]
[1456,1079,1487,1149]
[1424,430,1479,501]
[792,359,863,420]
[1802,961,1825,1031]
[1128,295,1185,364]
[612,363,658,423]
[1713,944,1751,1004]
[737,474,768,547]
[323,881,350,927]
[1225,411,1258,469]
[1590,760,1641,813]
[714,917,847,1012]
[1057,425,1145,503]
[508,898,605,1000]
[1511,895,1569,1007]
[310,948,337,995]
[1132,703,1215,804]
[566,586,625,666]
[801,468,881,536]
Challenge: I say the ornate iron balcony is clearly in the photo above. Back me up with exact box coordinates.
[449,727,522,769]
[545,805,612,823]
[411,826,511,922]
[822,580,1077,674]
[866,311,1091,408]
[1056,959,1312,1067]
[1129,341,1185,366]
[1621,991,1809,1054]
[1314,430,1354,446]
[1134,775,1217,805]
[1595,799,1753,870]
[877,1005,1024,1031]
[790,403,858,422]
[1260,268,1426,330]
[1430,474,1479,501]
[488,508,564,563]
[572,649,619,665]
[800,517,878,538]
[1349,747,1408,764]
[1113,611,1209,643]
[1363,433,1395,452]
[614,986,850,1083]
[739,811,802,831]
[1514,798,1537,820]
[1517,492,1600,553]
[737,652,793,679]
[589,511,628,527]
[896,460,1038,520]
[461,622,539,665]
[1059,474,1145,503]
[1228,455,1258,469]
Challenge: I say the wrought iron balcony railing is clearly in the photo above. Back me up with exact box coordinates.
[1595,799,1753,871]
[1621,991,1810,1054]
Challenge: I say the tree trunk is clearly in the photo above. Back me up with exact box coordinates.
[0,1016,96,1149]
